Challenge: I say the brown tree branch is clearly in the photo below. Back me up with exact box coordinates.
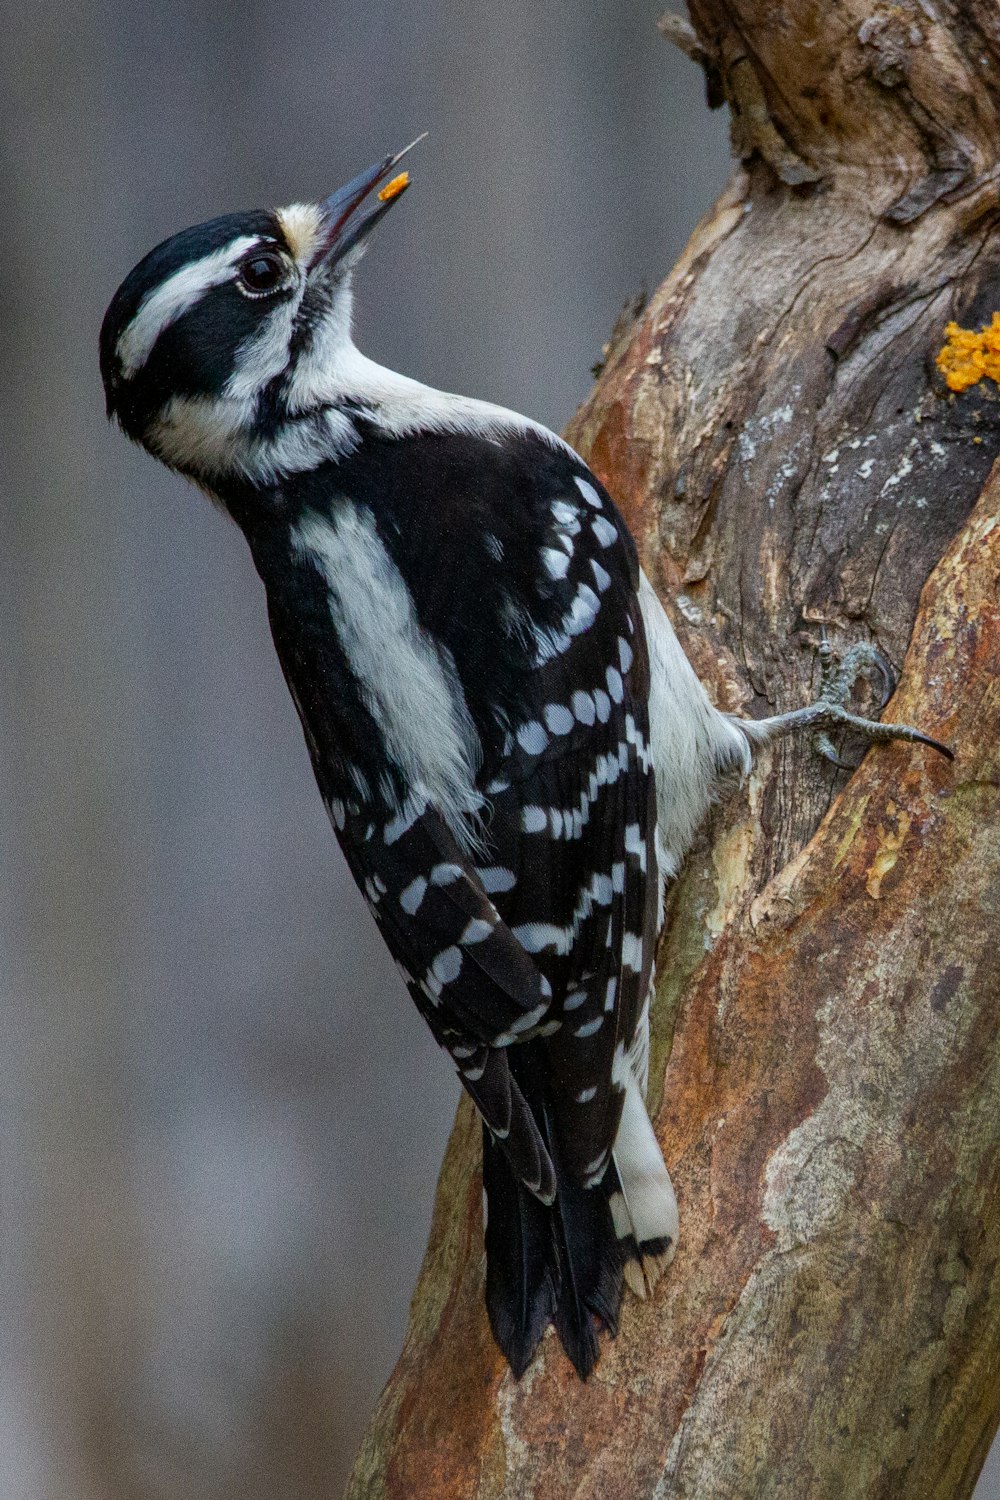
[346,5,1000,1495]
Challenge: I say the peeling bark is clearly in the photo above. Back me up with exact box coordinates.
[346,6,1000,1497]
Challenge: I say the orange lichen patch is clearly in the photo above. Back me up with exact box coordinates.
[379,171,409,202]
[936,313,1000,392]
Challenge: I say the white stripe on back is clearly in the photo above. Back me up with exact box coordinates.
[295,505,484,850]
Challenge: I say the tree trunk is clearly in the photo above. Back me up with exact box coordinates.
[345,5,1000,1496]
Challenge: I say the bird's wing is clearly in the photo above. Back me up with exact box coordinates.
[336,797,560,1202]
[352,429,661,1193]
[472,474,660,1190]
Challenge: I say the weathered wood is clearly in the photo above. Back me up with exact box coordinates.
[346,5,1000,1496]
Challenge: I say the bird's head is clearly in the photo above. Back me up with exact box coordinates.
[99,140,421,484]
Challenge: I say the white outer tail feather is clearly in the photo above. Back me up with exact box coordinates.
[609,1072,679,1298]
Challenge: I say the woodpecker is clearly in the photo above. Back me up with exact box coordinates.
[100,141,951,1379]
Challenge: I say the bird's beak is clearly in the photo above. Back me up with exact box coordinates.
[308,134,426,271]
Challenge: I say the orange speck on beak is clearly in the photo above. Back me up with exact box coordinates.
[379,172,409,202]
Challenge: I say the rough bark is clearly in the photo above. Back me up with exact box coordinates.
[346,5,1000,1497]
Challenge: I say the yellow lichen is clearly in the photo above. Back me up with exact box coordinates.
[936,313,1000,393]
[378,171,409,202]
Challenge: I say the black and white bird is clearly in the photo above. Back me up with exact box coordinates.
[100,142,950,1379]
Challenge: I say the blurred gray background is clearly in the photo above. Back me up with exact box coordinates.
[3,3,998,1497]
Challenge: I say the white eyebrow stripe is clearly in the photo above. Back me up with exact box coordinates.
[116,235,263,377]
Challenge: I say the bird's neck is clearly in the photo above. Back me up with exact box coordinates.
[149,331,564,499]
[282,339,560,453]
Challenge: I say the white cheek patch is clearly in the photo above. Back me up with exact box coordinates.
[147,392,256,476]
[225,289,303,402]
[147,393,357,481]
[276,202,324,266]
[116,236,262,377]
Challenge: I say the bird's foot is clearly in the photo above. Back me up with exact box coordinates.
[740,630,953,768]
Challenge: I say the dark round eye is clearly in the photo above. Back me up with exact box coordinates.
[238,252,286,295]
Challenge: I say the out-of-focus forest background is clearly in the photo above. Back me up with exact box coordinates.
[3,3,997,1497]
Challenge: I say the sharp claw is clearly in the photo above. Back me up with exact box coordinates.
[905,728,955,761]
[869,652,895,710]
[880,670,895,709]
[813,731,857,770]
[823,640,896,712]
[823,710,955,764]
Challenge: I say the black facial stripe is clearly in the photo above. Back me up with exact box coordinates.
[111,278,300,442]
[252,277,341,436]
[100,209,290,423]
[286,277,331,364]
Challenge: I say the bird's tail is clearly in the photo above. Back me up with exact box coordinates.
[482,1122,624,1379]
[482,1063,677,1379]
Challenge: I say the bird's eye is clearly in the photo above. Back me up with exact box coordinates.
[238,252,286,296]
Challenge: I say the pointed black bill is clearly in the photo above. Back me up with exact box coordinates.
[308,134,426,270]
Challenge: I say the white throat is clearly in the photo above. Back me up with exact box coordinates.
[146,272,569,484]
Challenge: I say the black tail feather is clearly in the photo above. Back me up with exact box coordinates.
[483,1126,558,1377]
[482,1118,626,1380]
[550,1166,625,1378]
